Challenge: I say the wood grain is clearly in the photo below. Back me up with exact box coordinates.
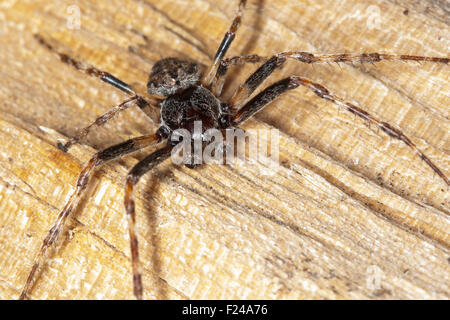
[0,0,448,299]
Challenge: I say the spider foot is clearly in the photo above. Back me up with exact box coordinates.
[57,141,70,153]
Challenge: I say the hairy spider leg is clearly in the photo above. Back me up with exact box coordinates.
[221,52,449,72]
[212,54,266,96]
[19,133,164,300]
[58,95,136,151]
[228,53,449,109]
[214,52,449,100]
[124,144,174,300]
[230,76,449,186]
[201,0,247,87]
[34,34,136,95]
[34,34,161,151]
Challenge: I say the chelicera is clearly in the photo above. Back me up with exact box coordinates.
[20,0,448,300]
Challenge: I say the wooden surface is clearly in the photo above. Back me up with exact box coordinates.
[0,0,449,300]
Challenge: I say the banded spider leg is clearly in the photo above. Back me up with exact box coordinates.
[220,52,449,186]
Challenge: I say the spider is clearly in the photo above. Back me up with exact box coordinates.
[19,0,448,300]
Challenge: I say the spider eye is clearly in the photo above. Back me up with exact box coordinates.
[163,75,176,86]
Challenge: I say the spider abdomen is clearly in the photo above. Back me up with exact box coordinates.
[147,57,201,96]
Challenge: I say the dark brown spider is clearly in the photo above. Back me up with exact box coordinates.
[20,0,449,300]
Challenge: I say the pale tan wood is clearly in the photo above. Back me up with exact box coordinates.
[0,0,448,299]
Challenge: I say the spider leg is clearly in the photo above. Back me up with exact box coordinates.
[229,54,287,110]
[231,76,449,186]
[229,52,449,110]
[212,54,266,96]
[221,52,449,69]
[34,34,163,151]
[59,95,138,152]
[58,95,161,152]
[34,34,135,95]
[124,144,173,300]
[19,133,164,300]
[276,52,449,65]
[201,0,247,87]
[34,33,163,114]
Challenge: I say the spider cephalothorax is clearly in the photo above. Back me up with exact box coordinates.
[21,0,448,300]
[159,81,223,132]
